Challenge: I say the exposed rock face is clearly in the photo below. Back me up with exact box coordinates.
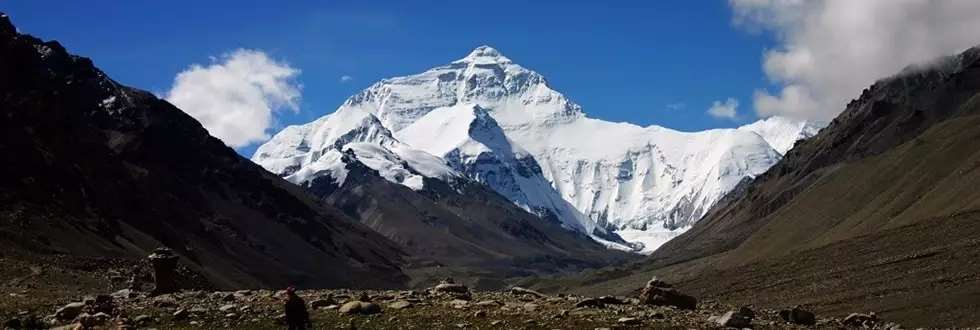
[0,12,407,290]
[638,277,697,310]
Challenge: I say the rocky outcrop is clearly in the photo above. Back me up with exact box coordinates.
[637,277,697,310]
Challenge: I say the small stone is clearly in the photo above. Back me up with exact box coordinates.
[490,320,503,326]
[509,286,545,298]
[523,303,539,312]
[473,310,487,318]
[225,313,237,318]
[54,302,85,321]
[475,300,502,307]
[617,317,641,325]
[152,295,178,308]
[310,298,335,309]
[133,314,153,324]
[388,300,412,309]
[218,304,237,312]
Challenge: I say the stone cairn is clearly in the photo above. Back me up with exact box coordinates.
[148,247,179,296]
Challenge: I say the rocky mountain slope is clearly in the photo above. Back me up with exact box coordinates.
[254,45,818,251]
[538,46,980,327]
[0,13,408,290]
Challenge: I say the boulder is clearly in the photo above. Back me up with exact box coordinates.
[779,306,816,325]
[711,307,754,328]
[388,300,412,310]
[54,302,85,321]
[339,301,382,315]
[638,277,697,310]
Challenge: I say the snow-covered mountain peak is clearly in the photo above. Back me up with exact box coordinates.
[454,45,512,65]
[738,116,825,155]
[255,46,801,253]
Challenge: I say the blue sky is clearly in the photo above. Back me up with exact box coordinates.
[5,1,777,155]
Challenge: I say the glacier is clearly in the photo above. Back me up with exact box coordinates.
[253,45,821,253]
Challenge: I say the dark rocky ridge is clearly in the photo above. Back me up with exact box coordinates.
[530,45,980,327]
[306,151,636,289]
[0,13,407,289]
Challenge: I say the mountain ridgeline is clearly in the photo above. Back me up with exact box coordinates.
[253,45,820,253]
[0,13,408,289]
[544,46,980,327]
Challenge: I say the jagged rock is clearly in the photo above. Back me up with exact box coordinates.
[710,307,753,328]
[638,277,697,310]
[310,298,335,309]
[509,287,545,298]
[339,301,382,315]
[388,300,412,310]
[779,306,816,325]
[172,308,188,320]
[54,302,85,321]
[842,312,878,327]
[147,247,180,295]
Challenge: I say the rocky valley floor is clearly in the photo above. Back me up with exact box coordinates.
[1,253,902,330]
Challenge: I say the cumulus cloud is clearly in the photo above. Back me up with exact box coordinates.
[339,75,353,83]
[707,98,739,120]
[730,0,980,120]
[165,49,301,148]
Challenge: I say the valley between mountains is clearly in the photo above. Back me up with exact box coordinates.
[2,9,980,329]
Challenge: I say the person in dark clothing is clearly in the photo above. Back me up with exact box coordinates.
[283,287,311,330]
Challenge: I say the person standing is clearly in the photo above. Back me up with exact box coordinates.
[283,287,311,330]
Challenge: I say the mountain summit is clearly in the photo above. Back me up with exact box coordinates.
[254,46,818,252]
[455,45,512,64]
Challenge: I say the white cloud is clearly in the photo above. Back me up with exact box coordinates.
[339,75,353,83]
[707,98,739,120]
[165,49,301,148]
[730,0,980,120]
